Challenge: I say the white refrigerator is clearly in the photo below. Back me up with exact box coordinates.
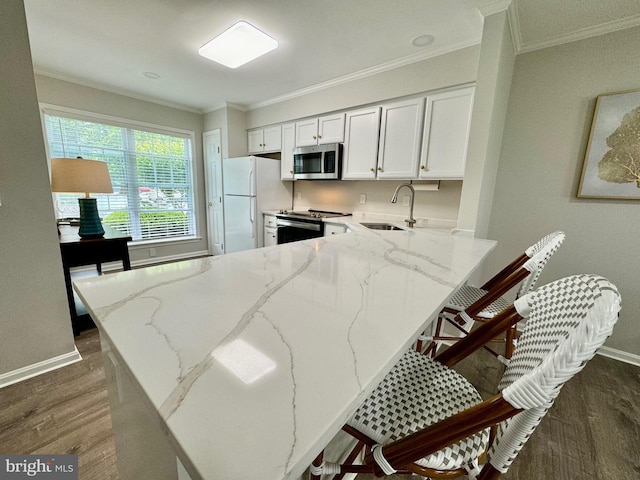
[222,156,292,253]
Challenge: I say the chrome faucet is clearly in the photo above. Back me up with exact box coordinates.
[391,183,416,228]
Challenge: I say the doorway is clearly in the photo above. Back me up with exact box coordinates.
[203,129,224,255]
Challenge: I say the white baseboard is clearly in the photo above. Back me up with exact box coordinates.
[597,346,640,367]
[0,348,83,389]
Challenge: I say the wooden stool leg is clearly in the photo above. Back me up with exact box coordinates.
[310,451,323,480]
[478,463,502,480]
[505,325,516,359]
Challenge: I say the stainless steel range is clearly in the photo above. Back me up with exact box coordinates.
[274,210,351,244]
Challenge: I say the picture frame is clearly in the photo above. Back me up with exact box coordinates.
[577,88,640,199]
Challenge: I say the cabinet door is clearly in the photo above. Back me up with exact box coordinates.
[247,129,264,153]
[342,107,381,180]
[377,98,424,179]
[281,123,295,180]
[264,226,277,247]
[420,86,474,180]
[295,118,319,147]
[318,113,345,144]
[262,125,282,153]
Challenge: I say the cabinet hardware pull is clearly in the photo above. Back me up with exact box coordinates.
[378,167,383,171]
[370,168,375,172]
[421,165,425,169]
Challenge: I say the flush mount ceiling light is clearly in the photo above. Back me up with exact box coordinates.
[143,71,161,79]
[199,21,278,68]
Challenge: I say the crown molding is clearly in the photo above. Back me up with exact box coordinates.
[515,13,640,53]
[34,69,203,114]
[471,0,512,17]
[506,1,524,52]
[202,101,249,114]
[246,37,481,111]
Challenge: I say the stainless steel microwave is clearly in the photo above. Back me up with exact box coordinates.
[292,143,342,180]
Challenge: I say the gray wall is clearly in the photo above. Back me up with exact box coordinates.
[458,10,515,238]
[35,75,208,264]
[0,0,76,375]
[488,25,640,356]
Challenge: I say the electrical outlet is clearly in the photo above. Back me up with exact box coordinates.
[359,194,366,204]
[402,195,410,207]
[297,192,302,200]
[149,247,157,257]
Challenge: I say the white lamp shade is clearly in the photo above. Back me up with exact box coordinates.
[51,157,113,195]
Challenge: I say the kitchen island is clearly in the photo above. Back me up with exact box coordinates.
[74,225,495,480]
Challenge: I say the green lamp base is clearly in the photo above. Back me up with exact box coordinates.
[78,197,105,238]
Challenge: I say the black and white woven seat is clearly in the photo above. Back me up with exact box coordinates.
[310,274,620,480]
[422,231,565,360]
[348,350,489,474]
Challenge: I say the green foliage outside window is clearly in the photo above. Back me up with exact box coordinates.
[103,211,190,238]
[45,113,194,241]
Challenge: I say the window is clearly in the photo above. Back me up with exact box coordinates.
[44,110,196,242]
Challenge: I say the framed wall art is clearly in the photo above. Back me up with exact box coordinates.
[577,88,640,199]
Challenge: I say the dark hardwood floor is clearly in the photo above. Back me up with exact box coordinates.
[1,328,639,479]
[0,329,118,480]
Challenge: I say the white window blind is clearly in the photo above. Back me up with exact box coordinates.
[44,112,196,241]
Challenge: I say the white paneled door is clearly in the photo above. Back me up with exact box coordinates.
[204,130,224,255]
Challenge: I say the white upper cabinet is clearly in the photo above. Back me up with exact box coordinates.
[281,123,295,180]
[377,98,425,180]
[319,114,345,143]
[342,107,381,180]
[295,113,345,147]
[419,86,474,180]
[248,125,282,154]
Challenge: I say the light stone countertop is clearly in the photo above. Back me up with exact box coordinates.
[74,226,495,480]
[263,209,458,233]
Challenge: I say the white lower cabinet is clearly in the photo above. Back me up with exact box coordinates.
[264,214,278,246]
[419,86,474,180]
[324,223,347,236]
[264,227,278,246]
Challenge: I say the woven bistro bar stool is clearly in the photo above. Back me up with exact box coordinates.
[310,274,620,480]
[420,231,565,360]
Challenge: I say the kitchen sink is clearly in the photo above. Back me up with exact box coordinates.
[361,222,405,231]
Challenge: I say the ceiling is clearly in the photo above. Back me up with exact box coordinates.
[23,0,640,114]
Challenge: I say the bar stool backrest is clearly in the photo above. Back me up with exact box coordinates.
[515,231,565,299]
[488,274,621,473]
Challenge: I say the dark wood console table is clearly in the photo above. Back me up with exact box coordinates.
[59,225,132,335]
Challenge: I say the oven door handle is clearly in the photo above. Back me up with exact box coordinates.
[276,219,322,231]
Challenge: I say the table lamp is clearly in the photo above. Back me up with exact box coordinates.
[51,157,114,238]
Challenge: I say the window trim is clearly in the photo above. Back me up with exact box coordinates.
[39,103,200,244]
